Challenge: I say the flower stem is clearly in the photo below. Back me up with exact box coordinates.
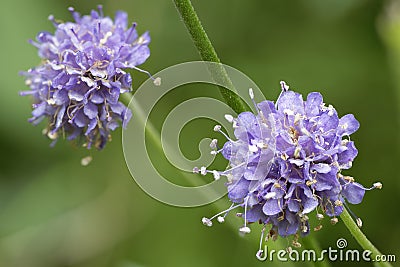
[172,0,247,114]
[340,208,393,267]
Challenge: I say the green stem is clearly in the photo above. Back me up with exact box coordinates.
[173,0,247,114]
[340,208,393,267]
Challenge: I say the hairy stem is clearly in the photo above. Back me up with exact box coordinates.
[173,0,247,114]
[340,208,393,267]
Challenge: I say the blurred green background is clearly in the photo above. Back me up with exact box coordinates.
[0,0,399,266]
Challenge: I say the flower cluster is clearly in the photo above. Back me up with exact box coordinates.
[195,82,381,256]
[21,6,156,149]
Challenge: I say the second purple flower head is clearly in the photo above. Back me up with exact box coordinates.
[21,6,155,149]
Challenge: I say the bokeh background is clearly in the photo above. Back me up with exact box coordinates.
[0,0,399,266]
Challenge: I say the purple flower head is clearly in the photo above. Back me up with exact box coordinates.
[20,6,156,149]
[195,82,382,256]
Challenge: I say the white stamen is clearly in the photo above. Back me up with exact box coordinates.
[192,167,199,173]
[280,81,289,91]
[200,166,207,176]
[249,145,258,153]
[264,192,276,200]
[217,216,225,223]
[294,113,302,124]
[210,139,218,149]
[249,88,255,99]
[239,226,251,234]
[136,36,145,44]
[153,77,161,86]
[294,147,301,159]
[81,156,92,166]
[201,217,213,227]
[213,125,222,132]
[208,203,241,222]
[283,109,294,116]
[224,114,234,123]
[300,214,309,221]
[256,141,268,149]
[99,31,112,45]
[47,131,58,140]
[341,139,349,146]
[331,217,339,225]
[373,182,382,189]
[334,200,343,206]
[47,98,56,105]
[356,218,363,228]
[212,170,220,180]
[316,213,324,220]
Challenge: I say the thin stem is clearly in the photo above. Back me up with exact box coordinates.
[340,208,393,267]
[173,0,247,114]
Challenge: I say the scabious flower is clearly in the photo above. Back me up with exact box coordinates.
[20,6,158,149]
[195,81,382,257]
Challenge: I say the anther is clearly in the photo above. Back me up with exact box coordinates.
[213,125,222,132]
[292,241,301,248]
[356,218,363,228]
[224,114,234,123]
[264,192,276,200]
[217,216,225,223]
[209,139,218,149]
[200,166,207,176]
[249,88,255,99]
[202,217,213,227]
[330,217,339,225]
[316,213,324,220]
[249,145,258,153]
[300,214,309,221]
[153,77,161,86]
[81,156,92,166]
[212,170,220,180]
[47,131,58,140]
[47,98,56,105]
[334,200,343,206]
[306,179,317,186]
[314,225,323,231]
[343,176,355,183]
[280,81,289,91]
[294,146,301,159]
[373,182,382,189]
[239,226,251,234]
